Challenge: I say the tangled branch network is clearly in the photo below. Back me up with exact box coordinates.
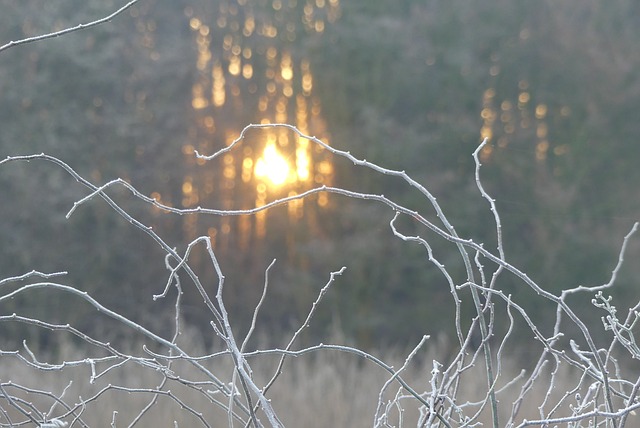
[2,123,640,427]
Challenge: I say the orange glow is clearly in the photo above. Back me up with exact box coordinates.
[317,160,332,175]
[242,157,253,183]
[296,141,310,181]
[554,145,569,156]
[480,144,493,162]
[212,63,226,106]
[535,104,548,119]
[242,63,254,79]
[185,0,340,242]
[228,56,241,76]
[275,98,288,122]
[266,46,278,60]
[258,95,269,112]
[288,191,304,219]
[243,17,255,36]
[262,23,278,38]
[203,116,215,131]
[481,125,493,140]
[296,95,309,133]
[481,108,494,120]
[192,84,208,109]
[255,143,291,186]
[281,53,293,80]
[536,141,549,161]
[182,177,198,207]
[536,123,548,139]
[189,18,201,30]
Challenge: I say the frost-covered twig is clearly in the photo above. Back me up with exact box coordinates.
[0,1,141,54]
[3,125,640,427]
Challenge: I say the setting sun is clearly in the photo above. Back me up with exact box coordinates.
[254,143,290,186]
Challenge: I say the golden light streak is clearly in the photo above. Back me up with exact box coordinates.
[255,185,267,238]
[554,145,569,156]
[535,104,547,119]
[296,94,309,133]
[281,51,293,80]
[296,137,310,181]
[189,18,201,30]
[266,46,277,61]
[150,191,162,202]
[186,0,341,243]
[242,63,253,79]
[243,16,255,36]
[212,62,226,106]
[480,144,493,162]
[288,190,304,219]
[536,123,548,139]
[481,125,493,141]
[229,55,241,76]
[203,116,215,131]
[192,84,208,109]
[317,193,328,207]
[518,91,530,105]
[536,141,549,161]
[242,157,253,182]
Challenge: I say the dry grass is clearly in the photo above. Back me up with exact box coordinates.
[3,331,629,427]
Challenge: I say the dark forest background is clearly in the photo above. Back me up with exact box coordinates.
[1,0,640,353]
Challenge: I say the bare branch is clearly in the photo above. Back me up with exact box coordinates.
[0,1,141,54]
[2,124,639,427]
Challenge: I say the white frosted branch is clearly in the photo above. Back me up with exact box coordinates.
[0,0,141,54]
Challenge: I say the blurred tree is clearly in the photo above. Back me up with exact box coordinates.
[0,0,194,345]
[308,0,640,342]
